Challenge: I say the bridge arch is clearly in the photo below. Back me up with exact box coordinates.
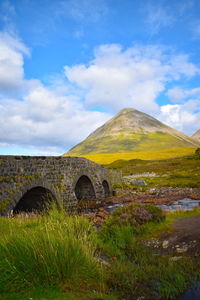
[74,175,96,201]
[102,180,110,197]
[13,186,56,214]
[7,179,58,215]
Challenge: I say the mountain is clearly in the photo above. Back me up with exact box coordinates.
[192,129,200,142]
[66,108,200,155]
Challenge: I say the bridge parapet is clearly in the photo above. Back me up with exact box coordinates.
[0,155,121,216]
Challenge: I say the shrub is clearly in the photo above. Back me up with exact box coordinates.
[140,204,166,222]
[107,204,165,228]
[195,147,200,159]
[112,182,138,190]
[98,204,165,259]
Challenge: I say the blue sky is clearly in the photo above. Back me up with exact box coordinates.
[0,0,200,155]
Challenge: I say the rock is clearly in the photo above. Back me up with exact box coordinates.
[149,188,156,194]
[96,211,107,218]
[93,217,103,226]
[120,213,132,220]
[162,240,169,249]
[96,257,110,266]
[170,256,183,261]
[130,179,147,186]
[176,246,188,253]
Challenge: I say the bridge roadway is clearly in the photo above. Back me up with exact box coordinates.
[0,155,120,216]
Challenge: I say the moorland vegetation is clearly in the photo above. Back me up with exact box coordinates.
[106,148,200,188]
[0,203,200,300]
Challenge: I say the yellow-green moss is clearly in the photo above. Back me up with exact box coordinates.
[0,198,10,214]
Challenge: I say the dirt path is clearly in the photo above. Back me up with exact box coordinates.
[172,215,200,242]
[146,215,200,257]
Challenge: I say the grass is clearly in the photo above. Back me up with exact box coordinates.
[66,147,197,164]
[105,246,197,299]
[66,130,198,156]
[166,206,200,219]
[0,287,117,300]
[0,205,200,299]
[0,208,104,298]
[105,150,200,188]
[0,287,78,300]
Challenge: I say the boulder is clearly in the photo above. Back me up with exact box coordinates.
[130,179,147,186]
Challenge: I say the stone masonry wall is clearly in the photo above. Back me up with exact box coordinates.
[0,155,121,216]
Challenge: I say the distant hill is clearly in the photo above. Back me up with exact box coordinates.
[192,129,200,142]
[65,108,200,156]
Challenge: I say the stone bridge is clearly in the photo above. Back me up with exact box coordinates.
[0,155,121,216]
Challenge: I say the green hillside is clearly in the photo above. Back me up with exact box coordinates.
[105,150,200,188]
[66,108,200,156]
[67,132,197,155]
[67,147,197,165]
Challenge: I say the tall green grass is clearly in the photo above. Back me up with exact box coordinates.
[1,205,200,299]
[0,208,102,294]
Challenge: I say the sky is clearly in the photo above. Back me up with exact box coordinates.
[0,0,200,156]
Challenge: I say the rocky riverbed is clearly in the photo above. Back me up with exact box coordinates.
[81,187,200,226]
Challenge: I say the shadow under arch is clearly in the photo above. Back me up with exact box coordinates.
[13,186,56,214]
[102,180,110,197]
[75,175,96,201]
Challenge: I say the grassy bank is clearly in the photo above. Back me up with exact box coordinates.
[106,151,200,188]
[0,205,200,299]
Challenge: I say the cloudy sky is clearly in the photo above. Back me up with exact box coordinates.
[0,0,200,155]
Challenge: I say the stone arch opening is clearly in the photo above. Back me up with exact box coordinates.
[13,186,56,214]
[102,180,110,197]
[75,175,96,200]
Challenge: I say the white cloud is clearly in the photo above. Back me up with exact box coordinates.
[143,0,195,36]
[0,32,110,153]
[158,101,200,135]
[168,54,199,79]
[167,86,200,102]
[144,2,175,35]
[0,82,110,152]
[0,0,16,27]
[0,93,110,152]
[0,31,29,96]
[65,44,199,114]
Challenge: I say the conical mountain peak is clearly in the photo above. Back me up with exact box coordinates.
[117,107,137,114]
[67,108,200,155]
[192,129,200,142]
[88,107,172,139]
